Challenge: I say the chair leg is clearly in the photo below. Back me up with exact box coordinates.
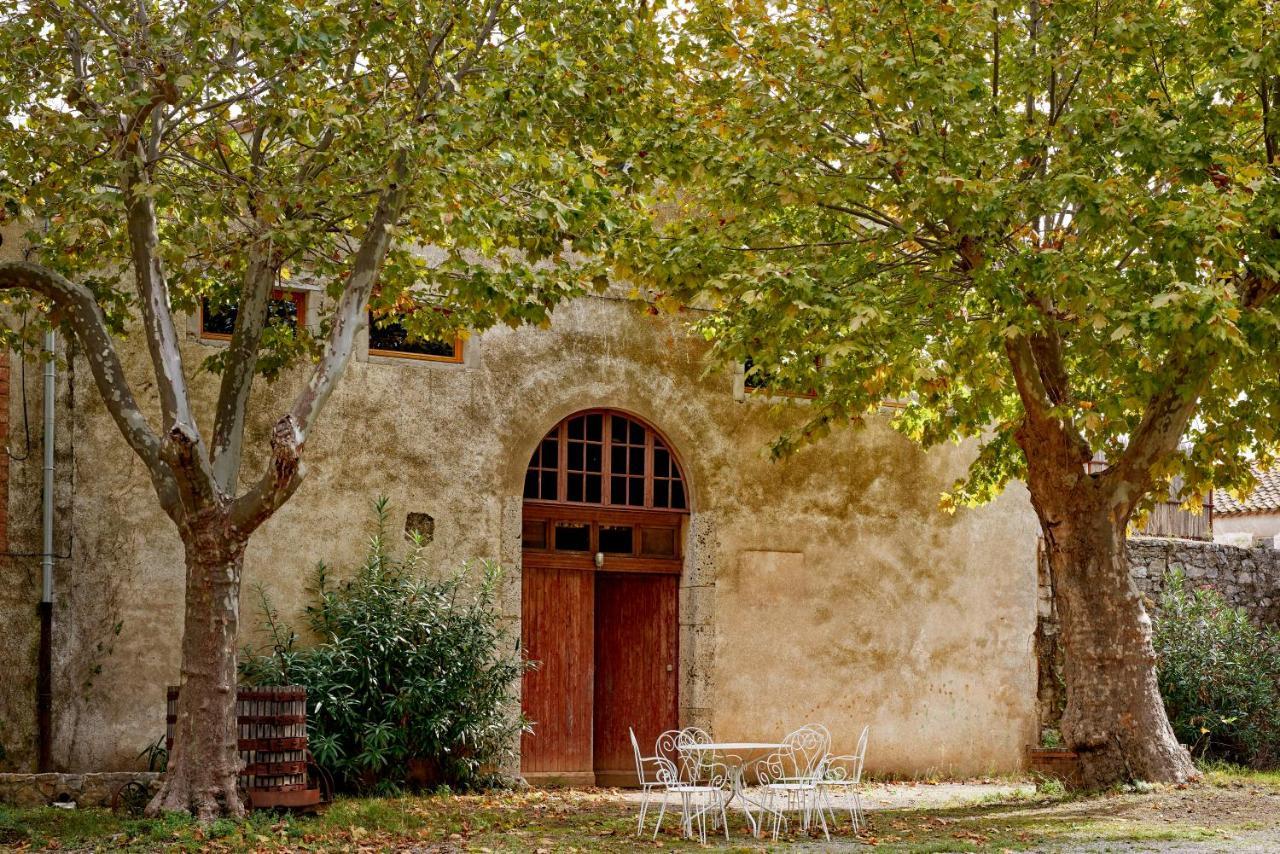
[652,793,668,841]
[769,792,785,841]
[636,788,649,836]
[813,791,829,841]
[818,786,834,829]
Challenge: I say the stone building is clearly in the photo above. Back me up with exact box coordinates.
[0,226,1041,783]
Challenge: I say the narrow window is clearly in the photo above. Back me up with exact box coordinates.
[200,290,307,341]
[599,525,634,554]
[743,355,819,399]
[553,521,591,552]
[368,312,463,363]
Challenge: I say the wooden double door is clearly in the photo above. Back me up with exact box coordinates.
[520,507,681,787]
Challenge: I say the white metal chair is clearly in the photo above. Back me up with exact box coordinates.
[629,727,667,837]
[753,725,831,840]
[818,725,869,831]
[674,726,714,783]
[650,728,730,843]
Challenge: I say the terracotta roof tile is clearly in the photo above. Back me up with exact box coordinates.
[1215,467,1280,515]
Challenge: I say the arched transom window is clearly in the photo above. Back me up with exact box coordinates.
[523,411,688,511]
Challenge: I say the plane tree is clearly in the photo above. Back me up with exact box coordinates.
[633,0,1279,785]
[0,0,660,819]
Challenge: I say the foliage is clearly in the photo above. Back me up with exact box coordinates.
[0,0,665,814]
[0,0,664,355]
[240,499,530,793]
[1153,572,1280,767]
[138,735,169,773]
[624,0,1280,510]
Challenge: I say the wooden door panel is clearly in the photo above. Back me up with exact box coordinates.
[521,565,594,782]
[592,572,679,786]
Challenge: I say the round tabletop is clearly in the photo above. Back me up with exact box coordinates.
[676,742,784,752]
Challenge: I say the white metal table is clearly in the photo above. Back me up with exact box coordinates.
[676,741,784,837]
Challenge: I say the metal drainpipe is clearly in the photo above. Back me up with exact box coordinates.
[36,330,55,772]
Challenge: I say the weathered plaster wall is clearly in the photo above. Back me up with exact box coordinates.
[0,223,80,771]
[1213,513,1280,542]
[2,283,1041,777]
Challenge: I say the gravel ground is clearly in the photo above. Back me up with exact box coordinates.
[616,778,1280,852]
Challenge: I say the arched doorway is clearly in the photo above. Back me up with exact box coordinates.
[519,409,689,786]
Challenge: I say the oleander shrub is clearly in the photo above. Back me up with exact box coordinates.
[1153,571,1280,768]
[241,498,531,793]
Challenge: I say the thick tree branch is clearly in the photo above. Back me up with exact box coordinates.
[161,421,224,512]
[231,151,413,527]
[1102,355,1209,519]
[227,414,303,533]
[210,238,276,492]
[1105,276,1278,517]
[122,154,198,432]
[1005,331,1092,466]
[0,260,180,510]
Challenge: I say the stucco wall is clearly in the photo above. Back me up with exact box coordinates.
[1,282,1041,777]
[1214,513,1280,542]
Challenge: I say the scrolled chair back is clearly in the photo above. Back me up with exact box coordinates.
[821,726,870,783]
[655,729,682,764]
[651,753,685,787]
[782,724,831,780]
[751,749,793,786]
[674,726,713,783]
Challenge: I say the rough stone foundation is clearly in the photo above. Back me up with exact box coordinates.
[0,771,160,808]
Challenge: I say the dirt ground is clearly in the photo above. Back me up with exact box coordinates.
[4,771,1280,851]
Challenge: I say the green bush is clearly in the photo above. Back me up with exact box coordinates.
[241,498,531,793]
[1153,571,1280,768]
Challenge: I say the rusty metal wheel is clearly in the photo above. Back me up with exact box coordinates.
[110,780,151,816]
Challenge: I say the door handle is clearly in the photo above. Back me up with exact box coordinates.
[595,552,604,568]
[666,664,674,672]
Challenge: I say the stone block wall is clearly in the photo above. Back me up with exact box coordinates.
[0,771,159,808]
[1126,536,1280,626]
[1036,535,1280,735]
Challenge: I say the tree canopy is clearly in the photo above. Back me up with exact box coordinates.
[0,0,664,819]
[632,0,1279,513]
[0,0,659,427]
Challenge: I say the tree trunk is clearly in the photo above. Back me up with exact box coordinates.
[146,512,247,821]
[1043,502,1198,787]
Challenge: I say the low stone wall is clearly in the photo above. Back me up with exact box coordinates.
[1035,535,1280,735]
[1128,536,1280,626]
[0,772,159,808]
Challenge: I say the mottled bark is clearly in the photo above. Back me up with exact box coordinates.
[122,154,196,432]
[1008,332,1198,786]
[146,512,247,820]
[1037,492,1197,786]
[210,239,276,492]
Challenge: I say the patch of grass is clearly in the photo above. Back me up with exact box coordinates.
[1199,759,1280,787]
[1,779,1275,852]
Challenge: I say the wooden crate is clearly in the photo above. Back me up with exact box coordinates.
[166,685,324,810]
[1026,746,1083,790]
